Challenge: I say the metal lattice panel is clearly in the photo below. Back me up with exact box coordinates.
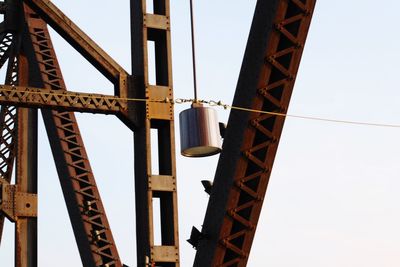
[0,85,126,114]
[0,0,317,266]
[0,32,19,244]
[23,7,122,266]
[195,0,316,266]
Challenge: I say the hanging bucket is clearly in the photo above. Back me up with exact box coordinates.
[179,104,222,157]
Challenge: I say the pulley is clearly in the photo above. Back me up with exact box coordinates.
[179,104,222,157]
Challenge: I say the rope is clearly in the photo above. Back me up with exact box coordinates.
[0,87,399,128]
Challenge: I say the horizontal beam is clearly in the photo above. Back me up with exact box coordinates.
[22,0,128,85]
[0,85,127,115]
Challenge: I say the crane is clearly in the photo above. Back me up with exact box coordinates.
[0,0,315,266]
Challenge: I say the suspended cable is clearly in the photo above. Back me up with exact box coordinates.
[189,0,198,101]
[0,87,399,128]
[228,105,400,128]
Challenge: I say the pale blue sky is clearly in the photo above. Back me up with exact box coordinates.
[1,1,400,266]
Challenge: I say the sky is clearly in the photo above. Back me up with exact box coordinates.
[2,0,400,266]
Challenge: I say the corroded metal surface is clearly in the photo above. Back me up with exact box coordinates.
[0,3,20,248]
[23,7,122,266]
[0,85,127,114]
[0,0,317,266]
[194,0,317,266]
[23,0,129,85]
[132,0,180,266]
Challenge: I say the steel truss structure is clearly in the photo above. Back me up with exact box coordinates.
[194,0,316,266]
[0,0,315,266]
[0,0,178,266]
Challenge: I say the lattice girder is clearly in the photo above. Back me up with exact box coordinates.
[194,0,317,266]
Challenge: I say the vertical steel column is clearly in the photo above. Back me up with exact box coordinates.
[131,0,180,266]
[9,2,38,265]
[15,52,38,267]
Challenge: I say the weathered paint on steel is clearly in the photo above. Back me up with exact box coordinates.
[194,0,317,266]
[22,7,122,267]
[131,0,180,266]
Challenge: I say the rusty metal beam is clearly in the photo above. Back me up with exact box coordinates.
[0,0,24,248]
[21,7,122,266]
[131,0,180,266]
[194,0,317,266]
[14,105,38,267]
[22,0,129,98]
[0,85,127,115]
[0,32,13,68]
[0,29,19,185]
[20,0,140,128]
[0,44,19,245]
[0,24,20,246]
[15,48,38,267]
